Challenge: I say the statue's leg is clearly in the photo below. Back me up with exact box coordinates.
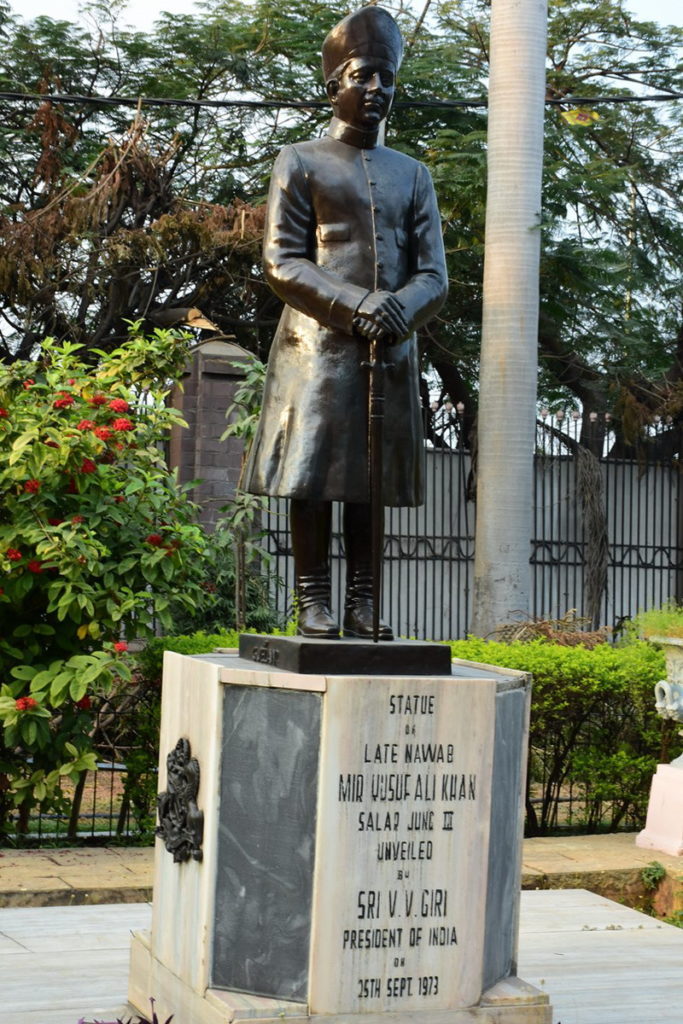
[290,498,339,638]
[342,502,393,640]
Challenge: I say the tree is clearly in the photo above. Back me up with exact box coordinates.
[0,0,680,453]
[470,0,548,636]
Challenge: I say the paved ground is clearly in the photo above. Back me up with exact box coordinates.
[2,890,682,1024]
[2,832,682,914]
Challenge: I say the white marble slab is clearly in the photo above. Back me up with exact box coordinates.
[309,675,496,1014]
[150,653,225,995]
[0,931,26,954]
[0,902,150,949]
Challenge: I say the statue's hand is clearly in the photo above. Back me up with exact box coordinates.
[355,291,408,339]
[353,314,393,341]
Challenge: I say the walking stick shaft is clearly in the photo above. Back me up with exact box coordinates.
[367,337,385,643]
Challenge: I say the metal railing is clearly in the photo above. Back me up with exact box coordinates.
[10,414,682,843]
[263,417,683,638]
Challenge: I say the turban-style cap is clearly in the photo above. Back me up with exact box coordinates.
[322,6,404,83]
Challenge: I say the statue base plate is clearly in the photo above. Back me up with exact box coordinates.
[237,634,452,675]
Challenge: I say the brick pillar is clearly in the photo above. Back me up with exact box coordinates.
[169,339,254,530]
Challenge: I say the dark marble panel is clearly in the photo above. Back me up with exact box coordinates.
[482,686,528,990]
[212,686,321,1000]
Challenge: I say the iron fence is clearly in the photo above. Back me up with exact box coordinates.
[263,416,683,638]
[3,686,158,846]
[9,414,682,843]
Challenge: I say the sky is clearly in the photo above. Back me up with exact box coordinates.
[12,0,683,34]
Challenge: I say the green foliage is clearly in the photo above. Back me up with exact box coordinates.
[632,602,683,640]
[222,357,267,448]
[167,525,281,636]
[450,636,672,833]
[116,679,163,836]
[0,328,211,833]
[0,0,681,440]
[134,631,243,686]
[218,356,278,631]
[641,860,666,891]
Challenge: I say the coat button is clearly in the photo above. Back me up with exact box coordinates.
[377,261,384,269]
[375,233,384,241]
[373,205,381,213]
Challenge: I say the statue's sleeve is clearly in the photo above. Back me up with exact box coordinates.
[263,145,368,334]
[394,162,449,334]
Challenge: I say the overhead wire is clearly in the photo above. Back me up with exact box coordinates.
[0,89,680,111]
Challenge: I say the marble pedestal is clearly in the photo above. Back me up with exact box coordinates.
[636,762,683,857]
[128,650,551,1024]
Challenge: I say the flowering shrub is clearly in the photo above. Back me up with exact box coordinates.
[0,327,210,833]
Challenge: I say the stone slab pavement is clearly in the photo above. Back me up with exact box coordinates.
[1,832,682,914]
[3,891,683,1024]
[522,831,683,917]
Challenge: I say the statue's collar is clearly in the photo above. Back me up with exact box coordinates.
[326,116,380,149]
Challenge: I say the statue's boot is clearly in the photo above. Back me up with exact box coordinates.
[291,499,339,638]
[343,502,394,640]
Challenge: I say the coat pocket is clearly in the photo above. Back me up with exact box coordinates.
[317,222,350,242]
[395,227,408,249]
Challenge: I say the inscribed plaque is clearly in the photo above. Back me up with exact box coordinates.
[309,675,495,1013]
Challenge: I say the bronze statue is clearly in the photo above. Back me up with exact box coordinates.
[243,6,448,639]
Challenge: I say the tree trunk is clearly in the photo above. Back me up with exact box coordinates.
[470,0,548,637]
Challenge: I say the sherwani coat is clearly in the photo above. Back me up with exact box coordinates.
[242,117,448,506]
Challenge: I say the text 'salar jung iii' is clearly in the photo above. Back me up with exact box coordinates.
[243,6,448,640]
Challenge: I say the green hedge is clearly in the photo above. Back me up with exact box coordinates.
[450,637,676,834]
[134,630,243,684]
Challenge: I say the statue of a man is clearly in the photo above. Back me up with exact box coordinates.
[243,6,448,639]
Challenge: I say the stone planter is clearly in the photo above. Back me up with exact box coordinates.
[636,636,683,856]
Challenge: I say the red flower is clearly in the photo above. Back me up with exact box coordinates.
[27,560,43,573]
[53,395,74,408]
[145,533,163,547]
[76,695,92,710]
[68,378,76,385]
[109,398,130,413]
[6,548,22,561]
[24,479,41,494]
[0,408,8,418]
[112,417,133,432]
[77,419,95,431]
[94,426,112,441]
[114,640,128,653]
[23,379,34,389]
[71,514,85,524]
[15,696,38,711]
[48,517,63,526]
[89,394,107,407]
[113,495,125,504]
[79,459,97,474]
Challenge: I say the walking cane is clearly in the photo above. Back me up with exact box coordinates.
[365,335,388,643]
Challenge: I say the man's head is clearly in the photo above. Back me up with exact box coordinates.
[322,7,403,129]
